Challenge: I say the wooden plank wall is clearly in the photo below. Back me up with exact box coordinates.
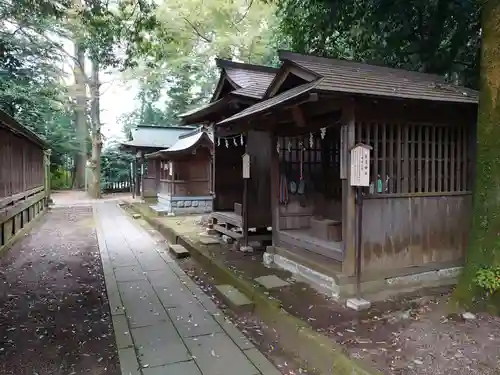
[351,99,476,275]
[214,141,244,211]
[0,127,44,199]
[158,150,212,197]
[246,130,272,229]
[0,125,46,249]
[361,194,471,273]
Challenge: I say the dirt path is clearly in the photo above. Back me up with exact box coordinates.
[0,205,120,375]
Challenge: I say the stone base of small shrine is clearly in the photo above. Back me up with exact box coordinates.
[156,194,213,215]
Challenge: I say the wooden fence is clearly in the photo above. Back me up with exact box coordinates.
[0,112,49,250]
[0,127,45,199]
[102,180,132,193]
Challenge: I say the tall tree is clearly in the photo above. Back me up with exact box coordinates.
[0,0,79,182]
[455,0,500,308]
[118,0,278,137]
[0,0,160,196]
[66,0,160,197]
[89,60,101,198]
[270,0,480,87]
[72,40,87,189]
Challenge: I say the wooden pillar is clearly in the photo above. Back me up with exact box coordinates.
[341,98,357,276]
[154,159,161,196]
[135,151,141,197]
[207,149,212,195]
[270,132,279,245]
[44,149,52,205]
[170,160,176,196]
[242,131,250,246]
[212,124,219,210]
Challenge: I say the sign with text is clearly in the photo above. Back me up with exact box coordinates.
[350,144,371,187]
[242,153,250,179]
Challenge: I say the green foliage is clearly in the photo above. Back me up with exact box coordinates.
[475,267,500,296]
[101,142,134,183]
[117,0,279,137]
[51,167,73,190]
[75,0,160,68]
[0,0,81,179]
[271,0,480,87]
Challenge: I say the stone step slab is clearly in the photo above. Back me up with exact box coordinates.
[169,243,190,258]
[214,284,254,312]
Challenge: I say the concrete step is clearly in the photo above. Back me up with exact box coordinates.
[310,217,342,241]
[149,204,170,217]
[214,284,254,312]
[169,243,190,258]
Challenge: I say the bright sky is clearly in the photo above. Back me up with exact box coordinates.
[61,39,139,144]
[99,74,138,142]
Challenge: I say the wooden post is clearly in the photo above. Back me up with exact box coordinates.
[270,132,279,244]
[135,151,141,197]
[155,159,161,198]
[171,160,176,196]
[213,124,219,210]
[44,149,52,205]
[242,133,250,248]
[341,98,357,276]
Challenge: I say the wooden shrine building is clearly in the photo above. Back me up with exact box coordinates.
[146,127,214,215]
[218,51,479,298]
[180,58,278,246]
[0,111,51,252]
[119,125,194,198]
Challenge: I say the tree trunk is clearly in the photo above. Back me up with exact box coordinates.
[89,59,102,199]
[73,41,87,189]
[455,0,500,307]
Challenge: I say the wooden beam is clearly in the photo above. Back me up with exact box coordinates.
[270,132,280,240]
[291,106,306,127]
[341,98,356,276]
[0,186,44,211]
[0,191,46,224]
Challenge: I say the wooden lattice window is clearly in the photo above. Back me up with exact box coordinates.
[278,129,342,199]
[355,122,470,195]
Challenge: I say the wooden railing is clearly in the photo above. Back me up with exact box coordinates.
[102,180,131,193]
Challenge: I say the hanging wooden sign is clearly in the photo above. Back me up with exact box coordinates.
[350,143,372,187]
[242,153,250,179]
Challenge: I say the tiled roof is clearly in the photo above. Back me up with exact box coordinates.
[225,68,276,91]
[215,59,278,99]
[179,61,278,124]
[120,126,195,149]
[230,78,275,99]
[279,51,478,104]
[178,98,234,125]
[147,129,213,158]
[218,82,317,125]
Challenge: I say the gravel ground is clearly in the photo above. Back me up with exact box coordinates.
[0,206,120,375]
[126,206,500,375]
[180,257,500,375]
[179,257,313,375]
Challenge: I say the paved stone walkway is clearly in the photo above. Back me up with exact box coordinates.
[94,202,281,375]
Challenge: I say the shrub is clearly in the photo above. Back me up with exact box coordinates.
[475,267,500,295]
